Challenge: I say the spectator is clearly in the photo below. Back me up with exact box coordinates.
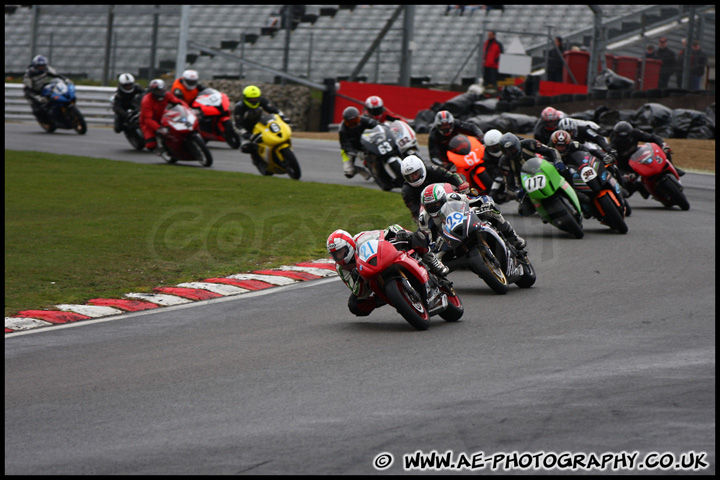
[656,37,676,89]
[675,38,687,87]
[645,45,656,59]
[483,31,503,90]
[689,41,708,91]
[547,36,565,83]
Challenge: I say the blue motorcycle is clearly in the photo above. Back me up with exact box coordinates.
[37,78,87,134]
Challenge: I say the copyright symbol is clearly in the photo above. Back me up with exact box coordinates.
[373,452,393,470]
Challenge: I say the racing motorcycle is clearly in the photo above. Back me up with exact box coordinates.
[359,123,404,191]
[387,119,421,158]
[354,229,464,331]
[157,104,213,167]
[36,78,87,134]
[246,113,301,180]
[109,94,144,151]
[520,156,584,239]
[192,88,241,149]
[446,135,494,196]
[567,151,629,234]
[437,195,536,294]
[628,143,689,211]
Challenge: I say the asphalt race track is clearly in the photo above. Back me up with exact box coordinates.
[5,121,715,475]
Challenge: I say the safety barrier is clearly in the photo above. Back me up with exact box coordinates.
[4,83,116,125]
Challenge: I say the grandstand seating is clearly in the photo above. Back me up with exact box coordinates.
[4,4,714,88]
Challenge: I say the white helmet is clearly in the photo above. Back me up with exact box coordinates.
[483,129,503,158]
[181,69,199,89]
[401,154,427,187]
[118,73,135,93]
[326,229,356,266]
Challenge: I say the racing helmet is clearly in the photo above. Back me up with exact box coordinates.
[483,129,503,158]
[148,79,166,100]
[557,117,577,138]
[550,130,572,156]
[540,106,561,131]
[434,110,455,136]
[401,154,427,187]
[448,135,471,155]
[342,106,361,128]
[327,229,356,266]
[612,121,634,149]
[118,73,135,93]
[181,69,199,89]
[499,133,521,158]
[31,54,48,72]
[364,95,385,120]
[421,184,449,218]
[243,85,261,108]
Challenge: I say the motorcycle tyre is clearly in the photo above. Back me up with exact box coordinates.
[372,161,396,191]
[658,176,690,211]
[189,134,213,167]
[597,195,628,234]
[468,247,509,294]
[125,128,146,151]
[68,106,87,135]
[385,278,431,331]
[439,290,464,322]
[39,120,56,133]
[279,147,302,180]
[515,254,537,288]
[547,196,584,239]
[223,120,241,149]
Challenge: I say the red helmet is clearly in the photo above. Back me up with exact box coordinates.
[327,229,356,266]
[540,107,561,131]
[364,95,385,121]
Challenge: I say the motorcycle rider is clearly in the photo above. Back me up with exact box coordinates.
[233,85,290,167]
[556,117,616,160]
[608,121,684,197]
[418,182,527,252]
[533,106,565,145]
[23,54,69,124]
[363,95,403,123]
[477,128,508,203]
[338,106,375,180]
[327,225,449,317]
[400,154,468,222]
[139,78,190,154]
[171,69,208,106]
[498,132,564,216]
[428,110,484,169]
[112,73,145,134]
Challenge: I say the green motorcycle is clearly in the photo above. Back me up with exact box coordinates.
[520,156,584,239]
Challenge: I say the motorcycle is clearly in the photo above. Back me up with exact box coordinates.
[387,119,421,158]
[359,123,405,191]
[520,156,584,239]
[628,143,689,211]
[436,194,536,294]
[246,113,301,180]
[567,151,629,234]
[192,88,241,149]
[109,94,144,151]
[158,103,213,167]
[354,229,464,331]
[446,135,494,194]
[37,78,87,134]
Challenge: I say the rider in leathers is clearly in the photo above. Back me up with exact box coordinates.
[428,111,484,169]
[23,55,68,124]
[112,74,145,134]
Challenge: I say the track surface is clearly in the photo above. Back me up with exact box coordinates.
[5,122,715,474]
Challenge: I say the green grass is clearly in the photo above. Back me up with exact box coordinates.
[5,150,413,316]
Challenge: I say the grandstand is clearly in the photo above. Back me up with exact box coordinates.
[4,5,715,89]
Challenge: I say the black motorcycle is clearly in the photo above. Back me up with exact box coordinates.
[359,123,404,191]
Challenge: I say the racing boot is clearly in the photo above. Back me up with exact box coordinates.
[355,165,371,180]
[422,251,450,277]
[343,159,357,179]
[497,221,526,250]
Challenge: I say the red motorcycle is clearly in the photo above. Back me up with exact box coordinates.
[192,88,241,149]
[628,143,689,210]
[354,229,463,331]
[159,104,213,167]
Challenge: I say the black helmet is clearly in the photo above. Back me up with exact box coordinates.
[499,132,521,158]
[612,121,633,148]
[448,135,471,155]
[342,106,361,128]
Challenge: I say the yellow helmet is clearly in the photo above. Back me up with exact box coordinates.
[243,85,261,108]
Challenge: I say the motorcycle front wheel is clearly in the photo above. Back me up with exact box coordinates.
[438,288,464,322]
[386,278,431,331]
[188,134,213,167]
[468,246,509,294]
[278,147,301,180]
[125,128,145,151]
[223,119,241,149]
[597,195,628,234]
[546,196,584,239]
[68,106,87,135]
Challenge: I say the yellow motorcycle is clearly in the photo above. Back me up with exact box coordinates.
[246,113,301,180]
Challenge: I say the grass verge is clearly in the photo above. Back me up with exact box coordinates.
[5,150,414,316]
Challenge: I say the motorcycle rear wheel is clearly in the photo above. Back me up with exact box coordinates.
[68,106,87,135]
[597,195,628,234]
[386,278,431,331]
[189,134,213,167]
[468,247,509,294]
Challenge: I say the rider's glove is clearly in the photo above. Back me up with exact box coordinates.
[602,154,615,165]
[476,202,493,215]
[554,161,567,173]
[661,143,672,155]
[37,95,49,105]
[395,230,413,243]
[468,187,479,197]
[240,142,254,154]
[430,157,443,167]
[457,181,471,195]
[280,114,290,124]
[514,187,526,202]
[156,126,169,137]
